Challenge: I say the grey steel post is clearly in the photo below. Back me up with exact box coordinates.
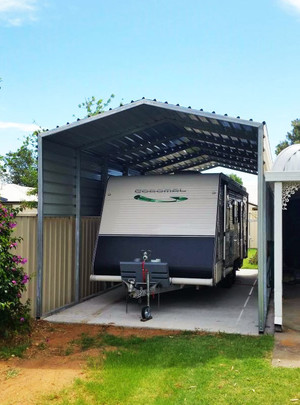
[100,159,108,287]
[75,150,81,303]
[36,135,44,318]
[257,124,267,332]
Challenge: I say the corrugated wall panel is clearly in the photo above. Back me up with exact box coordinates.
[42,217,75,314]
[80,152,103,217]
[43,139,76,216]
[14,215,38,317]
[80,217,102,298]
[14,215,104,317]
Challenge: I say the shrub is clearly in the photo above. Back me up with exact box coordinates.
[249,250,258,265]
[0,203,31,337]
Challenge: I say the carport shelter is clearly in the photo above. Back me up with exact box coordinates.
[37,99,272,332]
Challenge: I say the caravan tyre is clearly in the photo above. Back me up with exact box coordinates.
[220,269,236,288]
[141,306,152,320]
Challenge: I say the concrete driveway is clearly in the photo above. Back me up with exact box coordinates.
[45,269,259,335]
[272,284,300,368]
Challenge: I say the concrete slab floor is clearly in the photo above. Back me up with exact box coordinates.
[45,270,259,335]
[272,284,300,368]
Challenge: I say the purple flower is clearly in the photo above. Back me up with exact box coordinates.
[21,274,29,284]
[10,213,14,218]
[21,258,28,264]
[12,280,17,285]
[10,242,17,249]
[17,293,22,298]
[20,317,25,322]
[9,223,17,229]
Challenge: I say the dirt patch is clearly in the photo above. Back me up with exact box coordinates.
[0,321,181,405]
[272,328,300,368]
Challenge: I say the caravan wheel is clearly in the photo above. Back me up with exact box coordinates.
[220,269,236,288]
[141,306,152,320]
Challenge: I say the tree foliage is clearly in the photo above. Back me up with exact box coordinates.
[229,173,243,185]
[77,94,115,117]
[0,132,39,189]
[275,119,300,155]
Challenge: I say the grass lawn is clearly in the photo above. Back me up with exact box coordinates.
[242,248,258,269]
[47,332,300,405]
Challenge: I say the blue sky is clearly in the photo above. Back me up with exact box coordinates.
[0,0,299,187]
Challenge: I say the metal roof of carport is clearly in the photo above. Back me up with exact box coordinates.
[41,99,262,175]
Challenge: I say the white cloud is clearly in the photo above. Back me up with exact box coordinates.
[0,0,40,26]
[279,0,300,14]
[0,0,37,13]
[0,122,40,132]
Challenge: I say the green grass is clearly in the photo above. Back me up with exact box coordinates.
[45,332,300,405]
[0,340,30,359]
[242,248,258,269]
[72,332,104,351]
[5,368,20,379]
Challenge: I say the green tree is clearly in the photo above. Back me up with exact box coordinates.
[229,173,243,185]
[77,94,115,117]
[275,119,300,155]
[0,132,39,188]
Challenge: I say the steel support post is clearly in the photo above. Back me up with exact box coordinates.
[75,150,81,303]
[257,125,267,332]
[36,135,44,318]
[274,182,283,327]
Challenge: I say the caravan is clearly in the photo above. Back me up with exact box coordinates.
[91,173,248,318]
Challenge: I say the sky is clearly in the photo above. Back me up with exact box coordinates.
[0,0,300,201]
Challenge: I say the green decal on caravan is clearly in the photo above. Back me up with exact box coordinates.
[134,195,188,203]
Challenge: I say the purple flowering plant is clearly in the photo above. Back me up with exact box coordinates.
[0,203,30,336]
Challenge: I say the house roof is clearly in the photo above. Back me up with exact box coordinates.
[0,183,37,203]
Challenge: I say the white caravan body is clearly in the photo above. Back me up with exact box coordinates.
[92,173,248,287]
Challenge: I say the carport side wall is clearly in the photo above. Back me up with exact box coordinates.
[42,216,103,315]
[258,123,273,332]
[15,215,102,316]
[38,137,106,317]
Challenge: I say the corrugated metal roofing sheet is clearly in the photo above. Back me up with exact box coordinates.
[42,99,261,176]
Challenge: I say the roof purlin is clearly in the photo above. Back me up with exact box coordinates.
[156,156,257,175]
[130,147,257,173]
[105,128,257,164]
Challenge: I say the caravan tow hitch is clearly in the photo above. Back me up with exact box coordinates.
[141,268,152,321]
